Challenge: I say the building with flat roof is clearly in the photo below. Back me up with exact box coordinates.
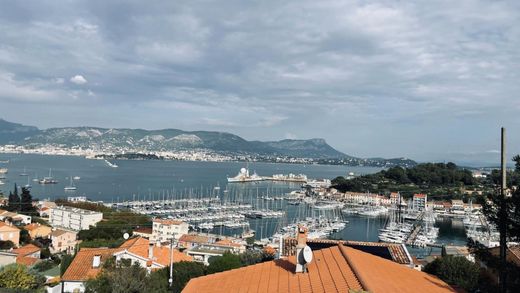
[151,218,189,242]
[413,193,428,211]
[49,206,103,231]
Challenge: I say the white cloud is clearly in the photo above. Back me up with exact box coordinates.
[70,75,87,85]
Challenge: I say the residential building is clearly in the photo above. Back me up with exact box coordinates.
[11,243,41,266]
[25,223,52,239]
[151,219,188,242]
[61,237,193,292]
[61,247,116,293]
[49,206,103,231]
[0,209,32,225]
[183,230,454,293]
[50,229,78,254]
[186,243,237,265]
[178,234,211,249]
[114,237,192,271]
[0,251,17,266]
[412,193,428,211]
[0,221,20,246]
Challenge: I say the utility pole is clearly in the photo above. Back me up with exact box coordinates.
[169,233,175,289]
[499,127,507,293]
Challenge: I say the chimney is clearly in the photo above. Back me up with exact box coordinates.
[295,225,308,273]
[148,242,154,259]
[92,255,101,268]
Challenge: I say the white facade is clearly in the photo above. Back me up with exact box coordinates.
[49,206,103,231]
[412,194,427,211]
[62,281,85,293]
[152,219,189,242]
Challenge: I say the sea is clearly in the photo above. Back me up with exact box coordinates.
[0,153,467,256]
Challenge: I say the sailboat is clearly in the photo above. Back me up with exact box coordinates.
[19,167,28,176]
[39,168,58,184]
[24,176,32,189]
[64,177,77,191]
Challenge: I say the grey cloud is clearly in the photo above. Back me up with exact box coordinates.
[0,0,519,163]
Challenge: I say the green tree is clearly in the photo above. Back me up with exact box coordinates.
[207,252,242,274]
[60,254,74,276]
[19,228,31,244]
[0,240,15,249]
[424,256,480,291]
[0,263,46,290]
[20,187,37,215]
[85,258,148,293]
[7,184,20,212]
[147,262,207,293]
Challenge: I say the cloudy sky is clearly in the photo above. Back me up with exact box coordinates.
[1,1,519,165]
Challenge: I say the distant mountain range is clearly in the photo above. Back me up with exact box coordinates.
[0,119,416,166]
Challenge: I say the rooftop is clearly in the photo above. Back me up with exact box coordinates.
[62,248,117,281]
[12,244,40,256]
[52,206,103,215]
[0,221,19,231]
[183,244,454,293]
[153,218,185,225]
[118,237,192,266]
[50,229,77,237]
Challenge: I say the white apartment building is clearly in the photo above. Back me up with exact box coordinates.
[49,206,103,231]
[151,219,189,243]
[412,194,428,211]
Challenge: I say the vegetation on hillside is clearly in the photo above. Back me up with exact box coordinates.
[332,162,477,199]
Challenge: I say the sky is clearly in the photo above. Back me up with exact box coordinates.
[0,1,519,165]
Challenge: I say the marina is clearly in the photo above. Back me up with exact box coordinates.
[0,153,475,255]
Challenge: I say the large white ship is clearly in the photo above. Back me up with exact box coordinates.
[227,167,264,183]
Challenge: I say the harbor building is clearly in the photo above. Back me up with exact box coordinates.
[151,218,189,242]
[49,206,103,231]
[412,193,428,211]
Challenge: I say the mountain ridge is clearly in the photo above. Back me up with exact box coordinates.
[0,119,415,166]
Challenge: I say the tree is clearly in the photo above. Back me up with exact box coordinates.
[19,228,31,245]
[85,258,148,293]
[148,262,207,293]
[424,256,480,291]
[60,254,74,276]
[20,187,36,215]
[207,252,242,274]
[7,184,20,212]
[0,263,46,290]
[0,240,15,249]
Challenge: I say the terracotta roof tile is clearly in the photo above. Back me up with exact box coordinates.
[62,248,116,281]
[0,222,19,231]
[183,244,453,293]
[16,256,40,266]
[119,237,192,266]
[179,234,210,244]
[153,219,185,225]
[12,244,40,256]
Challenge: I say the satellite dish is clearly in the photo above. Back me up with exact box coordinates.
[302,246,313,263]
[123,233,129,240]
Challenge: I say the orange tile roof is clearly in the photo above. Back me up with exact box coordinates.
[62,248,117,281]
[119,237,192,266]
[133,227,152,234]
[16,256,40,266]
[183,244,454,293]
[179,234,210,244]
[214,239,243,248]
[12,244,40,256]
[0,221,19,231]
[414,193,427,198]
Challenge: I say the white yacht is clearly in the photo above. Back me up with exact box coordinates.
[227,167,264,183]
[39,168,58,184]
